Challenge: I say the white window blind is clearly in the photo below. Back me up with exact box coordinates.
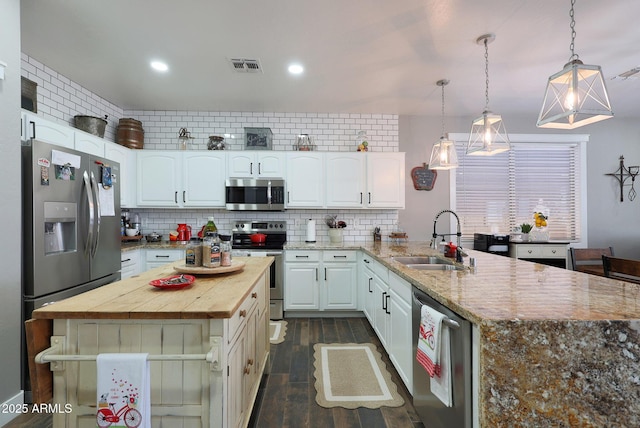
[453,137,583,245]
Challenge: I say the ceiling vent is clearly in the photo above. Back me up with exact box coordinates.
[612,67,640,80]
[229,58,262,73]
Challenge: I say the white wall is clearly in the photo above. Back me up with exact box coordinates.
[400,114,640,258]
[0,0,24,416]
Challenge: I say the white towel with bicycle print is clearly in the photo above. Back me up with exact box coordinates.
[416,305,453,407]
[97,353,150,428]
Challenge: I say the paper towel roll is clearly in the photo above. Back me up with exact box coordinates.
[305,219,316,243]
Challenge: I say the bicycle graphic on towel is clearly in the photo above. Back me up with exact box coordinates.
[96,395,141,428]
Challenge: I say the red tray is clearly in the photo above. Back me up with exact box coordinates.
[149,274,195,289]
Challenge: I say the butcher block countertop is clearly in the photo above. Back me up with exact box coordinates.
[32,256,273,320]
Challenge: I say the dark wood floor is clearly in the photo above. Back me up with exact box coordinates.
[4,317,422,428]
[249,317,423,428]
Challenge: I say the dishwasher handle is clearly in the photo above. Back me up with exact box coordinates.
[412,293,461,330]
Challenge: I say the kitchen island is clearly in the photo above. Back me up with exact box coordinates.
[358,242,640,427]
[29,256,272,428]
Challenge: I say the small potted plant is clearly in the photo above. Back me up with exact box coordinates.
[520,223,533,242]
[325,215,347,243]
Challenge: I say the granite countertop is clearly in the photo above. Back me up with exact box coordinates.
[285,241,640,427]
[32,257,273,320]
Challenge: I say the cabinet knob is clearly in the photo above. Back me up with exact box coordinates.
[240,309,247,317]
[247,358,254,366]
[252,292,258,298]
[244,366,250,374]
[527,250,533,254]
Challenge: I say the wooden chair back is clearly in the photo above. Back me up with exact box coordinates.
[569,247,614,276]
[602,255,640,285]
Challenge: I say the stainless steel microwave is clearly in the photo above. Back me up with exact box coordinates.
[225,178,285,211]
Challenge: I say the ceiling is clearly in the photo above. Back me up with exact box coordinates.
[20,0,640,120]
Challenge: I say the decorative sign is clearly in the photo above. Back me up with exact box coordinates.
[411,163,437,191]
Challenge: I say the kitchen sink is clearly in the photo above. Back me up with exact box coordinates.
[392,256,464,271]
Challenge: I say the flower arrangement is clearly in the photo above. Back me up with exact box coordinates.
[325,215,347,228]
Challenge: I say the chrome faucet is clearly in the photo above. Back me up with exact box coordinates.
[430,209,462,251]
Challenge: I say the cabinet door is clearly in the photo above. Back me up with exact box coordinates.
[104,142,136,208]
[284,263,319,310]
[326,153,366,208]
[388,289,413,393]
[372,275,390,350]
[74,131,105,157]
[256,152,285,177]
[361,266,376,323]
[144,249,184,272]
[227,152,255,177]
[366,153,405,208]
[227,326,247,428]
[24,112,74,148]
[183,152,226,207]
[323,263,358,310]
[285,153,324,208]
[137,151,181,207]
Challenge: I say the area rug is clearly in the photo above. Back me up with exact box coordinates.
[313,343,405,409]
[269,320,288,344]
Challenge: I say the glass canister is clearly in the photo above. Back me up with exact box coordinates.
[185,240,202,266]
[202,232,221,268]
[220,234,232,267]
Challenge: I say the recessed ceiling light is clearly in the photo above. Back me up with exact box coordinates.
[288,64,304,75]
[150,61,169,72]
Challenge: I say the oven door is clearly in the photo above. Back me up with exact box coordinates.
[225,178,285,211]
[233,250,284,319]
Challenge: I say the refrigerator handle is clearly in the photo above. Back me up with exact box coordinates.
[82,171,94,256]
[90,171,101,257]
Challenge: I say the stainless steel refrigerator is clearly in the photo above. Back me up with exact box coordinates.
[21,139,121,400]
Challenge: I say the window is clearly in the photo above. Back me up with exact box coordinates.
[449,133,588,246]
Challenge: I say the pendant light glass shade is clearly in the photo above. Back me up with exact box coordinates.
[429,79,459,169]
[467,110,510,156]
[429,136,459,169]
[466,34,510,156]
[536,0,613,129]
[537,59,613,129]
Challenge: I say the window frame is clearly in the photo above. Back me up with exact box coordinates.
[447,133,589,247]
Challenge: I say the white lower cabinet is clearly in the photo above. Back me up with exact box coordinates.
[120,249,142,279]
[144,248,185,271]
[360,255,376,323]
[387,272,413,393]
[284,250,357,311]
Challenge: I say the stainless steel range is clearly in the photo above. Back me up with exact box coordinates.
[231,220,286,320]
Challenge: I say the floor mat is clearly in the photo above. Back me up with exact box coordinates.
[312,343,405,409]
[269,320,288,344]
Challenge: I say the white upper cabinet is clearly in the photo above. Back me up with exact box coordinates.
[136,151,226,208]
[227,151,285,178]
[182,151,226,207]
[74,130,105,157]
[285,152,324,208]
[326,153,366,208]
[137,151,181,207]
[104,141,137,208]
[22,111,74,148]
[366,152,405,208]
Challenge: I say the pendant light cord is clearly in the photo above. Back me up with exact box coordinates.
[441,82,446,137]
[569,0,579,61]
[484,38,490,111]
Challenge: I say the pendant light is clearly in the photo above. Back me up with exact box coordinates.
[428,79,459,170]
[467,34,510,156]
[537,0,613,129]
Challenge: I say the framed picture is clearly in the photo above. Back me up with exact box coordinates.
[244,127,273,150]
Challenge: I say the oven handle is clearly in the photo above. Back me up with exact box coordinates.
[412,293,460,330]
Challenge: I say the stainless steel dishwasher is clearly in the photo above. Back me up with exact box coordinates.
[412,286,472,428]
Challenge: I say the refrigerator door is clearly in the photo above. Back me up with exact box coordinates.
[22,141,91,297]
[89,155,121,280]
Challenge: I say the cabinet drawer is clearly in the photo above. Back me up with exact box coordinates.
[227,282,260,344]
[370,259,388,283]
[516,245,543,258]
[145,249,184,262]
[285,250,320,262]
[389,271,411,303]
[541,245,566,258]
[121,249,141,268]
[323,250,357,262]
